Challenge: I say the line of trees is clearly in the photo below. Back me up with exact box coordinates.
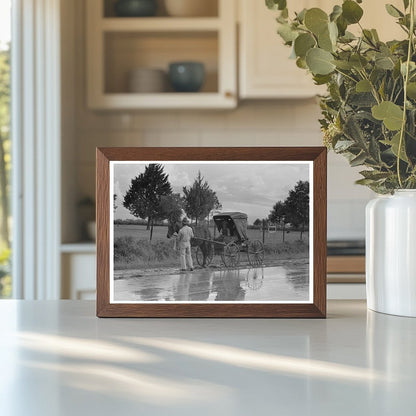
[268,180,309,241]
[122,164,221,240]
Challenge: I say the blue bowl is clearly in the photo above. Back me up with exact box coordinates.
[114,0,157,17]
[168,62,205,93]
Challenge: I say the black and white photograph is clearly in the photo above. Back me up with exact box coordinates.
[110,161,313,304]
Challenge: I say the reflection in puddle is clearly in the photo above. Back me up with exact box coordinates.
[114,264,309,302]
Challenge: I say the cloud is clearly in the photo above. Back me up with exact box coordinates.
[113,162,310,222]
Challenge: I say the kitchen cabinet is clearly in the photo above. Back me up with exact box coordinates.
[61,245,96,300]
[86,0,237,109]
[238,0,404,99]
[239,0,325,99]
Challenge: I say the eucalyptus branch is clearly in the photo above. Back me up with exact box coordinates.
[359,69,381,104]
[334,68,359,84]
[397,0,415,188]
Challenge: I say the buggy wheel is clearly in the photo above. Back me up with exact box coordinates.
[221,242,240,268]
[196,244,214,267]
[247,240,264,267]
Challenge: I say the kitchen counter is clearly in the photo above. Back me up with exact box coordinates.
[0,300,415,415]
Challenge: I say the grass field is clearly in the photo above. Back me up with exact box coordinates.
[114,224,309,244]
[113,224,309,270]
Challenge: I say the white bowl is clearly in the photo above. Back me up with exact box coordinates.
[128,68,167,93]
[164,0,217,17]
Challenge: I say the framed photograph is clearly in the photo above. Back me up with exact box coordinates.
[96,147,327,318]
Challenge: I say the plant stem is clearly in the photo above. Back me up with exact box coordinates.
[397,0,415,188]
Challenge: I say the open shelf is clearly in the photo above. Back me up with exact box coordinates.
[87,0,236,109]
[104,31,218,94]
[101,17,221,32]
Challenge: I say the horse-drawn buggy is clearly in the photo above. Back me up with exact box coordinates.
[193,212,264,268]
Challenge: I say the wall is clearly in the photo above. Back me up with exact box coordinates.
[61,0,374,243]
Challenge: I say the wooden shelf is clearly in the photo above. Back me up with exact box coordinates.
[61,243,96,254]
[327,255,365,274]
[89,92,235,110]
[101,17,221,32]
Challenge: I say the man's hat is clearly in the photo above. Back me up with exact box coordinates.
[182,217,189,224]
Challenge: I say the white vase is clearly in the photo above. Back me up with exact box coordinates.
[366,190,416,317]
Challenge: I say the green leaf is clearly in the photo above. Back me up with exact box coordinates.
[294,33,316,58]
[296,8,307,23]
[350,152,367,167]
[336,15,348,36]
[266,0,287,11]
[277,23,298,43]
[304,8,329,35]
[360,170,391,181]
[355,178,377,186]
[306,48,335,75]
[296,57,308,69]
[403,0,410,10]
[350,54,368,70]
[333,60,353,70]
[385,132,409,162]
[385,4,404,18]
[356,79,372,92]
[407,82,416,99]
[330,5,342,22]
[342,0,364,24]
[344,114,367,147]
[363,29,376,46]
[313,74,332,85]
[371,29,380,42]
[328,21,338,45]
[372,101,404,131]
[318,27,334,52]
[375,55,395,70]
[334,140,355,152]
[339,31,356,43]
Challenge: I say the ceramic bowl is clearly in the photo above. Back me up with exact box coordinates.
[164,0,217,17]
[168,62,205,92]
[128,68,167,93]
[114,0,158,17]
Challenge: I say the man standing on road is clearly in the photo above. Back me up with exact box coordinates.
[178,217,194,272]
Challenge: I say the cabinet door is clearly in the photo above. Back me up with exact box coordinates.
[239,0,326,99]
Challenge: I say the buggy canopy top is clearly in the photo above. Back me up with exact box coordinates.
[213,212,248,241]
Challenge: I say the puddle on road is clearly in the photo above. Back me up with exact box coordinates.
[114,265,310,302]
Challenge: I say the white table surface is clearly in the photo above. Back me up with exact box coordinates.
[0,300,415,416]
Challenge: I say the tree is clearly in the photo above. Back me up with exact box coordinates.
[284,181,309,240]
[123,164,172,240]
[253,218,262,228]
[0,45,10,248]
[159,193,183,223]
[183,171,221,226]
[113,194,118,213]
[268,201,287,242]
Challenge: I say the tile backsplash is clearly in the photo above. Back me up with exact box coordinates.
[72,100,374,241]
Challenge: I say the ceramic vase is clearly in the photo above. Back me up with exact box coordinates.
[366,190,416,317]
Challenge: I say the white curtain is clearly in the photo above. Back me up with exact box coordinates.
[12,0,61,299]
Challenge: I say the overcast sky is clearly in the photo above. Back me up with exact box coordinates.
[113,162,310,223]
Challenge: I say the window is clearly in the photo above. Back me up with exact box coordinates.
[0,0,11,298]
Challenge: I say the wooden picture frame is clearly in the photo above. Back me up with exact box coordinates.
[96,147,327,318]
